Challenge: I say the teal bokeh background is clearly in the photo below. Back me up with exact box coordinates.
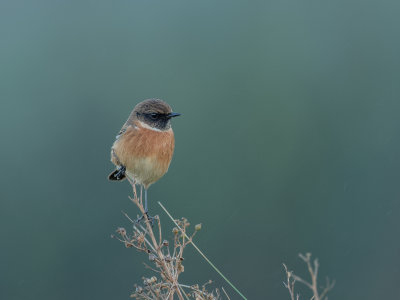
[1,0,399,299]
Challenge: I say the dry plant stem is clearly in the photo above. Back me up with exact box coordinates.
[284,253,335,300]
[299,253,319,299]
[115,175,227,299]
[221,287,231,300]
[319,276,335,300]
[158,202,248,300]
[283,264,299,300]
[122,211,157,253]
[126,177,184,300]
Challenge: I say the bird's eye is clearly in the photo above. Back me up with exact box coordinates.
[150,113,158,119]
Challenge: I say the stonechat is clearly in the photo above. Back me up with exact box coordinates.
[108,99,180,215]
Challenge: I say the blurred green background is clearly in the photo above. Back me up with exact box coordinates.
[1,0,399,299]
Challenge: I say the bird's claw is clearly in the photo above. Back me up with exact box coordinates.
[135,212,154,227]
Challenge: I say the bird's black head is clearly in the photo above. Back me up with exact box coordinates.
[133,99,181,131]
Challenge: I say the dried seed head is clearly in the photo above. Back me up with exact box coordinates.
[116,227,127,236]
[137,233,145,244]
[124,241,133,248]
[178,263,184,273]
[163,240,169,247]
[195,224,202,231]
[165,255,172,262]
[172,227,179,234]
[143,276,157,285]
[149,253,156,262]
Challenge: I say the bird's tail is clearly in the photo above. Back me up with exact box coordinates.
[108,169,126,181]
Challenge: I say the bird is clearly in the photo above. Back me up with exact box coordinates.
[108,99,180,220]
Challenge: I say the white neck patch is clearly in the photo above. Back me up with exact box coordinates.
[138,121,163,132]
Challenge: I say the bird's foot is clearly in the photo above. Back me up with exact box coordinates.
[135,212,154,226]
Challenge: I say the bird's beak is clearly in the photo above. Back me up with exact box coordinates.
[167,112,181,118]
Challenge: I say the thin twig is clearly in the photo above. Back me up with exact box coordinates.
[158,201,248,300]
[116,175,225,299]
[283,253,334,300]
[222,287,231,300]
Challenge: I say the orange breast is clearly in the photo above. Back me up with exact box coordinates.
[111,123,175,188]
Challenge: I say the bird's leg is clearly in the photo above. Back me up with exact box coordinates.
[135,187,154,226]
[144,188,148,212]
[144,188,155,224]
[140,185,143,205]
